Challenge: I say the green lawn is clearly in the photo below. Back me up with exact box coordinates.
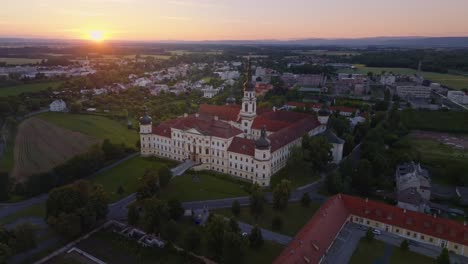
[213,202,320,236]
[90,156,173,202]
[0,57,43,65]
[0,202,45,225]
[270,159,320,189]
[401,110,468,134]
[340,64,468,90]
[0,81,61,97]
[161,171,249,202]
[350,239,433,264]
[244,242,284,264]
[90,156,248,203]
[38,112,139,148]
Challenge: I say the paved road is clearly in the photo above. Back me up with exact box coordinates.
[107,179,326,222]
[0,153,139,220]
[237,220,292,245]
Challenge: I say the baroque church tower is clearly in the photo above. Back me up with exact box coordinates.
[239,58,257,137]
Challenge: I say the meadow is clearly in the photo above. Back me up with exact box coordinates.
[38,112,139,148]
[340,64,468,90]
[400,109,468,133]
[0,81,61,97]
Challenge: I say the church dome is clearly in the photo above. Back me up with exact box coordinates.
[139,107,152,125]
[255,126,270,150]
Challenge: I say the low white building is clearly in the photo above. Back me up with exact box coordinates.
[447,90,468,105]
[396,85,431,99]
[380,74,396,86]
[396,162,431,212]
[49,100,67,112]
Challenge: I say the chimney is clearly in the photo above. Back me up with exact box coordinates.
[273,106,276,112]
[184,113,188,117]
[403,209,407,214]
[365,197,368,203]
[214,115,218,121]
[195,113,199,118]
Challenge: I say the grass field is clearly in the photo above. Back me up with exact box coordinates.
[270,158,320,189]
[11,117,98,181]
[169,50,222,55]
[0,202,45,225]
[90,156,173,202]
[38,112,139,148]
[340,64,468,90]
[161,171,249,202]
[90,156,248,202]
[214,202,320,236]
[350,239,433,264]
[0,57,43,65]
[0,81,61,97]
[401,109,468,134]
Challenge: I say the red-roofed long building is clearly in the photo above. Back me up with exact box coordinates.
[274,194,468,264]
[139,59,343,186]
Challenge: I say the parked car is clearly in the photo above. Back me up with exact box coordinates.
[372,229,381,235]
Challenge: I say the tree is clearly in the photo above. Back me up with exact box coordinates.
[0,242,12,264]
[366,229,374,242]
[304,136,332,172]
[9,223,38,253]
[117,185,125,196]
[300,193,311,207]
[352,159,374,196]
[70,102,82,113]
[167,199,184,220]
[271,216,283,231]
[222,231,245,264]
[0,172,10,201]
[158,166,172,188]
[249,184,265,219]
[228,218,240,233]
[231,200,240,217]
[343,134,355,156]
[101,139,124,160]
[400,239,409,251]
[437,248,450,264]
[127,203,140,226]
[162,219,179,242]
[273,179,291,210]
[136,170,160,201]
[205,215,228,260]
[46,181,108,238]
[141,198,169,234]
[326,171,344,195]
[184,228,202,252]
[249,225,264,249]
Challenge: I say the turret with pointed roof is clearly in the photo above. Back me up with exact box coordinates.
[243,57,255,92]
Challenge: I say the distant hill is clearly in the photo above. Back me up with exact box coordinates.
[1,36,468,48]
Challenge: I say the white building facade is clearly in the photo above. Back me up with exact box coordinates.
[140,60,343,186]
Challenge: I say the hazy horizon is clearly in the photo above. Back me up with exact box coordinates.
[1,0,468,42]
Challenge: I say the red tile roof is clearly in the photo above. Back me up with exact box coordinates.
[251,116,290,132]
[269,117,320,152]
[227,137,255,156]
[199,104,240,122]
[275,194,468,264]
[330,106,357,113]
[343,194,468,247]
[273,194,349,264]
[153,115,243,139]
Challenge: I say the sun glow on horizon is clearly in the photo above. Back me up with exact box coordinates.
[88,30,105,42]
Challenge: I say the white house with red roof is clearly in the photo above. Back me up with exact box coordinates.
[139,59,343,186]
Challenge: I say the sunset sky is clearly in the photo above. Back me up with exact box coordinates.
[1,0,468,41]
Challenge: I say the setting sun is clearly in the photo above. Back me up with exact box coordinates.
[88,30,104,42]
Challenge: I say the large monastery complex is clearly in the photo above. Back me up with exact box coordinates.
[139,59,343,186]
